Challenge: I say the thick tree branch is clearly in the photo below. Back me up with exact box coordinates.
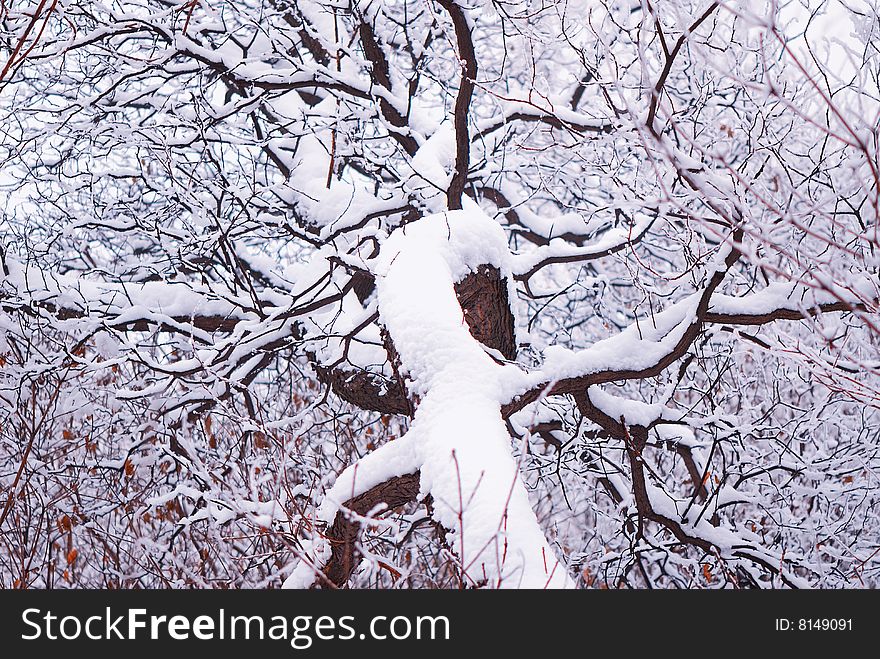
[504,230,743,417]
[453,264,516,360]
[320,471,421,588]
[705,300,872,325]
[313,365,411,416]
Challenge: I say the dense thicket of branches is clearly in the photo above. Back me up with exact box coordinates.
[1,0,878,588]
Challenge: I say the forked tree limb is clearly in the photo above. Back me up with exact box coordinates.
[502,240,878,417]
[313,264,517,587]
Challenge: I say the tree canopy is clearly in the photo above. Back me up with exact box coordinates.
[1,0,878,589]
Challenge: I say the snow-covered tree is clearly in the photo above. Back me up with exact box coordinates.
[1,0,878,588]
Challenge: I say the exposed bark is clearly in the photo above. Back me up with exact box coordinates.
[320,471,421,588]
[314,263,517,587]
[318,263,516,418]
[357,20,419,156]
[437,0,477,210]
[351,269,376,304]
[314,364,411,416]
[453,264,517,360]
[573,392,713,552]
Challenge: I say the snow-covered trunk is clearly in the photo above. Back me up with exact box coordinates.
[286,209,572,588]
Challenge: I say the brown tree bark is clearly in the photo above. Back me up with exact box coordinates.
[317,264,516,587]
[319,472,421,588]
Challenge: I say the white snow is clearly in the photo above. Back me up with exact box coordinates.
[708,276,878,317]
[284,209,573,588]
